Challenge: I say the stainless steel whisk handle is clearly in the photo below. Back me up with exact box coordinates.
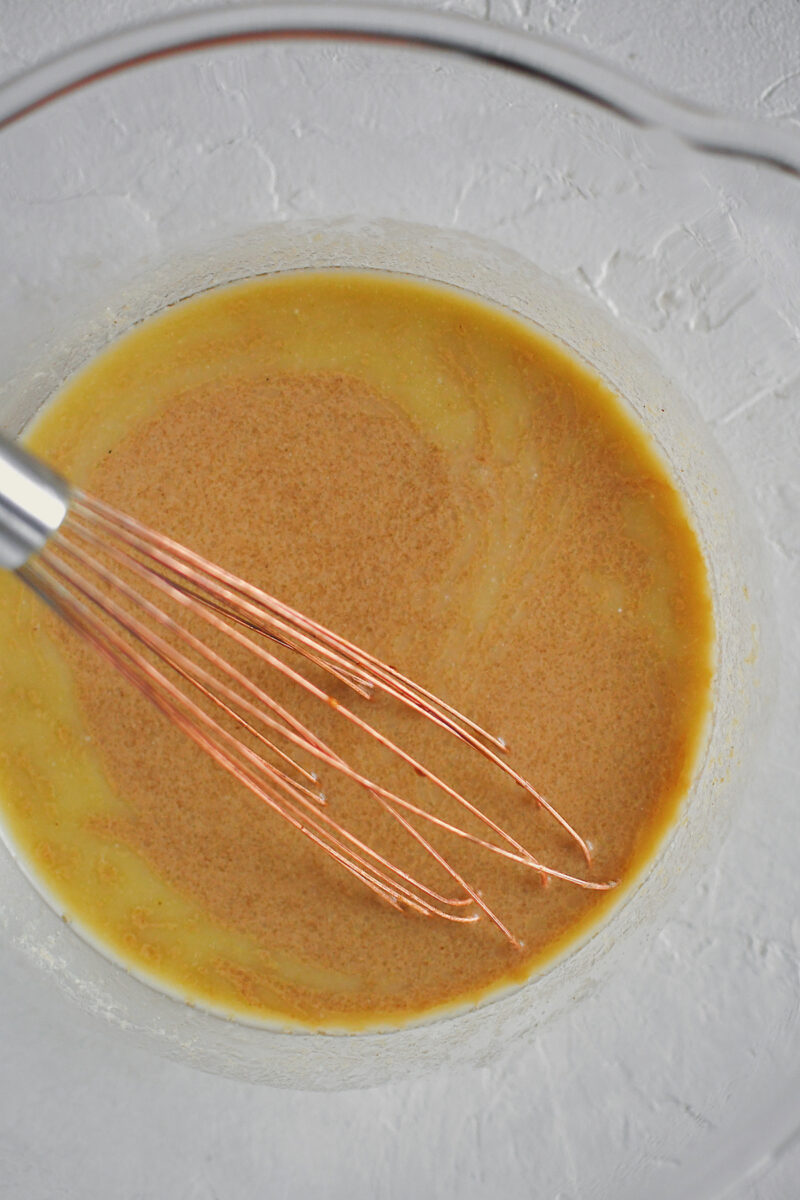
[0,433,71,570]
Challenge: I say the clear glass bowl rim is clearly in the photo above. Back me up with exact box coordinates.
[0,0,799,178]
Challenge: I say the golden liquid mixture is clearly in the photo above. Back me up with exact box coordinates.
[0,271,712,1028]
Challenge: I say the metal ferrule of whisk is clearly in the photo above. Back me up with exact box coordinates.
[0,433,71,570]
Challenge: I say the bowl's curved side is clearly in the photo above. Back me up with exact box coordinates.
[0,3,799,174]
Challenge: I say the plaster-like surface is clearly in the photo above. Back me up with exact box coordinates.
[0,2,799,1197]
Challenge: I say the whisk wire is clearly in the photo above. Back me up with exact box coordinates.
[70,493,593,864]
[55,510,599,892]
[11,477,616,946]
[29,550,526,939]
[23,553,489,924]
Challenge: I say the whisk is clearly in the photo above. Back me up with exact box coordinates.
[0,432,613,947]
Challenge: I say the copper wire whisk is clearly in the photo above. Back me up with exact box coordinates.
[0,433,613,946]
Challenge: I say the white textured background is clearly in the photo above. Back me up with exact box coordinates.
[1,2,799,1198]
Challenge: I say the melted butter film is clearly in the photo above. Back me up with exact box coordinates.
[0,271,713,1028]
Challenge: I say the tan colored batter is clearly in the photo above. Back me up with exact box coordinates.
[0,271,712,1028]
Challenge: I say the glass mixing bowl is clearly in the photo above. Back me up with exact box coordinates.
[0,5,798,1194]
